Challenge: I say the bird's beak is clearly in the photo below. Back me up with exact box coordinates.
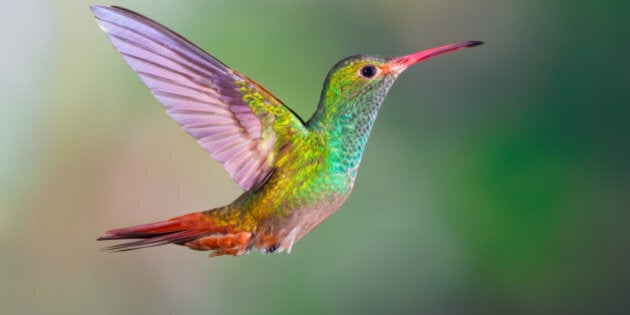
[388,40,483,73]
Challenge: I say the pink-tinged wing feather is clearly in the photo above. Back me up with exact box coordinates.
[91,6,307,191]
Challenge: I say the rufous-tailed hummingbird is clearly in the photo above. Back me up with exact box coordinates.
[92,6,482,257]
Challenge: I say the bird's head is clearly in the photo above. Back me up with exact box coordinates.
[313,40,483,126]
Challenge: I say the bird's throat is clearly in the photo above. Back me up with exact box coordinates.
[308,87,392,178]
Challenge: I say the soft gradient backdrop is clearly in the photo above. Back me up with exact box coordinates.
[2,0,628,314]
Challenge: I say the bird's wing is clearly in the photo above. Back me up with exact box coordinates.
[91,6,308,191]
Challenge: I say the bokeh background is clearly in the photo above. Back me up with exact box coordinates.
[2,0,628,314]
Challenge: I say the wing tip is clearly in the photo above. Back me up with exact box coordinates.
[89,5,112,17]
[90,5,143,22]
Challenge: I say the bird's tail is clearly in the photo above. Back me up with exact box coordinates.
[97,211,253,256]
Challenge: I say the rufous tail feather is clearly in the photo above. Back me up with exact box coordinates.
[98,212,254,256]
[98,212,211,252]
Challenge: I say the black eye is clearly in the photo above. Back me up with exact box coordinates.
[360,65,377,78]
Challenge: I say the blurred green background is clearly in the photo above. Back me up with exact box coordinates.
[2,0,628,314]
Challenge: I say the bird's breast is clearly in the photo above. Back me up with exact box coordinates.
[247,134,359,252]
[254,190,350,253]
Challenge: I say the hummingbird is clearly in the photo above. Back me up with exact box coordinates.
[92,5,482,257]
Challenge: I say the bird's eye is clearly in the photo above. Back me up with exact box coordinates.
[359,65,377,78]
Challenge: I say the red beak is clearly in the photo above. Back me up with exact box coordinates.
[389,40,483,73]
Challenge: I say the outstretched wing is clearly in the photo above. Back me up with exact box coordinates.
[91,6,307,191]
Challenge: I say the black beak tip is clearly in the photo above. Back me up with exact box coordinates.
[466,41,484,47]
